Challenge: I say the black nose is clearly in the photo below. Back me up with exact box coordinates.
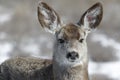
[66,51,79,61]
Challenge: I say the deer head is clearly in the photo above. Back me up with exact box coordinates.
[38,2,103,67]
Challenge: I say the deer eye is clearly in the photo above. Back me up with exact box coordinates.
[58,39,65,43]
[79,39,84,43]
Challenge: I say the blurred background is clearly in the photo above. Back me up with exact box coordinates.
[0,0,120,80]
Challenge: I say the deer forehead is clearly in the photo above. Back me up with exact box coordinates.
[57,23,85,40]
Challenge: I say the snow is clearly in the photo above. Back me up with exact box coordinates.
[91,33,120,59]
[89,61,120,80]
[0,6,14,24]
[0,13,12,24]
[0,42,14,64]
[90,33,120,80]
[19,38,41,57]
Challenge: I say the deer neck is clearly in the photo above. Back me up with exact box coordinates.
[53,59,89,80]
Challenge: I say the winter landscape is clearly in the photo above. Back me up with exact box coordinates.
[0,0,120,80]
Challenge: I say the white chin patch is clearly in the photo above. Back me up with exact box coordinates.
[65,59,83,67]
[73,61,83,67]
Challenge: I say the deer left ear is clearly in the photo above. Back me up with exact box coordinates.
[78,2,103,32]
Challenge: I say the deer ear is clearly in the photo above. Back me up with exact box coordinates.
[38,2,62,34]
[78,2,103,32]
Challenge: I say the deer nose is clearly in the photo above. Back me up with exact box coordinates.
[66,51,79,62]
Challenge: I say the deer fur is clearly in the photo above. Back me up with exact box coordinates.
[0,1,103,80]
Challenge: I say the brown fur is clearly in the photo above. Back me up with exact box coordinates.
[62,24,80,40]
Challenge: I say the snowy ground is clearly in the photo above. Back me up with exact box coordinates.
[89,33,120,80]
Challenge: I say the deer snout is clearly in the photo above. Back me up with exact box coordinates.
[66,51,79,62]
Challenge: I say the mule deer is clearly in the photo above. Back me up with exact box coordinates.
[0,1,103,80]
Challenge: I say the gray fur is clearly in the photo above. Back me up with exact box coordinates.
[0,57,53,80]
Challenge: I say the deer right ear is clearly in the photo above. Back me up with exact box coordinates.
[38,2,62,34]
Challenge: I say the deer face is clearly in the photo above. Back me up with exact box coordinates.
[53,24,88,66]
[38,2,103,67]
